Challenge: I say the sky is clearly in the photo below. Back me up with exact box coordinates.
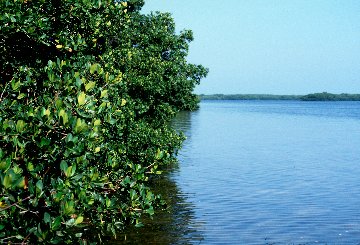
[142,0,360,95]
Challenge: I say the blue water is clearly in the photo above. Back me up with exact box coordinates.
[172,100,360,244]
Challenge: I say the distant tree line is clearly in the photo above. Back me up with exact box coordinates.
[199,92,360,101]
[300,92,360,101]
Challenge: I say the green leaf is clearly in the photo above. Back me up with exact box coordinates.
[16,177,26,189]
[155,149,163,160]
[15,235,23,240]
[16,120,26,132]
[129,189,137,200]
[74,118,87,133]
[44,212,51,224]
[40,138,51,147]
[146,206,154,216]
[36,180,43,192]
[60,161,68,173]
[100,90,108,98]
[3,174,12,189]
[40,107,51,117]
[78,92,86,106]
[58,109,65,117]
[135,222,144,228]
[27,109,34,117]
[85,81,96,91]
[51,216,62,231]
[65,218,75,226]
[27,162,34,172]
[55,99,63,108]
[88,198,94,205]
[64,201,75,215]
[94,119,101,126]
[42,108,51,117]
[90,63,99,74]
[74,216,83,225]
[65,165,76,178]
[75,77,83,87]
[17,93,26,99]
[58,109,69,125]
[0,158,11,171]
[106,198,111,208]
[11,80,21,91]
[65,166,72,178]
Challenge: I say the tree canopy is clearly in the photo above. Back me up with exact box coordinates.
[0,0,208,243]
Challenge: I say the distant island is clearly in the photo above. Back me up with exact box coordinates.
[199,92,360,101]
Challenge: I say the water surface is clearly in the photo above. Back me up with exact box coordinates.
[173,100,360,244]
[118,100,360,244]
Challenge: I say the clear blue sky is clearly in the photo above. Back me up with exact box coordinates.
[142,0,360,95]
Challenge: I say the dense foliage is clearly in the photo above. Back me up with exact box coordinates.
[0,0,208,243]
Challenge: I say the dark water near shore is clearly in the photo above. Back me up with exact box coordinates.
[116,100,360,244]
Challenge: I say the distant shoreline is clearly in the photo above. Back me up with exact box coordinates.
[198,92,360,101]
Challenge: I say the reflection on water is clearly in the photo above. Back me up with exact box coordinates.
[172,111,194,136]
[113,111,204,244]
[113,173,204,244]
[114,101,360,244]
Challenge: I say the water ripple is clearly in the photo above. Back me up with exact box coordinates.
[174,101,360,244]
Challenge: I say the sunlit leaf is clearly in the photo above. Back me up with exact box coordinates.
[75,118,86,133]
[64,201,75,214]
[16,120,26,132]
[90,63,99,74]
[75,216,83,225]
[65,166,73,178]
[3,174,12,189]
[85,81,96,91]
[16,177,26,189]
[17,93,26,99]
[94,119,101,126]
[100,90,108,98]
[78,92,86,106]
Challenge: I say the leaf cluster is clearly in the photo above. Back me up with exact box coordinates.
[0,0,207,243]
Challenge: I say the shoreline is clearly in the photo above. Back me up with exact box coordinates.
[198,92,360,101]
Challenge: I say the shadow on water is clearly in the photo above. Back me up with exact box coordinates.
[172,110,197,154]
[172,111,194,135]
[112,111,204,244]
